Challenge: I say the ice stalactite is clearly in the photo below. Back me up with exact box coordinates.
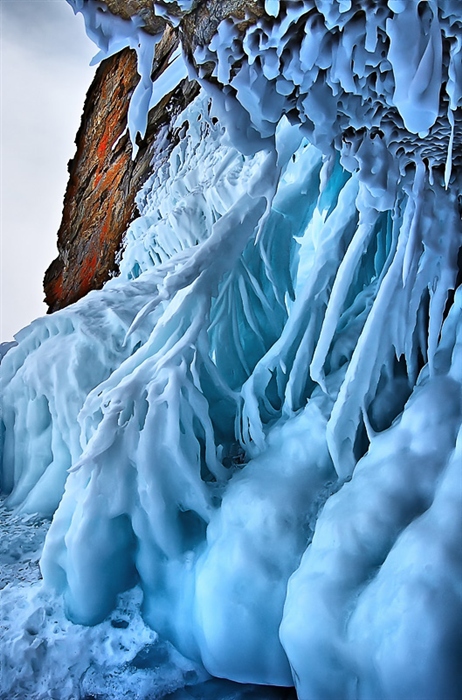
[66,0,185,152]
[1,2,462,699]
[281,287,462,700]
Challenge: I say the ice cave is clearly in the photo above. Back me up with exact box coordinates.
[1,1,461,698]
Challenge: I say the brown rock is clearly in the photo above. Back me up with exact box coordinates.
[103,0,167,34]
[44,30,199,313]
[179,0,264,57]
[44,48,139,312]
[44,2,266,313]
[97,0,264,53]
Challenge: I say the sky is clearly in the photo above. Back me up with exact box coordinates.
[0,0,96,341]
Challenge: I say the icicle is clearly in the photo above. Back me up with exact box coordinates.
[310,206,378,391]
[444,107,455,190]
[402,160,425,287]
[265,0,280,18]
[3,4,462,696]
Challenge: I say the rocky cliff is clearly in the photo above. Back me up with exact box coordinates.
[44,0,263,311]
[45,0,460,312]
[44,25,199,311]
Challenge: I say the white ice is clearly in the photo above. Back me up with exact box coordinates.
[1,2,461,699]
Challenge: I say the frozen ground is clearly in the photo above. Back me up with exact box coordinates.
[0,497,296,700]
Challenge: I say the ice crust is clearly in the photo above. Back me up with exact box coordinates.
[194,0,461,177]
[0,498,207,700]
[1,1,462,699]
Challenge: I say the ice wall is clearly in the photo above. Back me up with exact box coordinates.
[1,2,462,699]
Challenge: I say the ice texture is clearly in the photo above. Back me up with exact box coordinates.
[1,2,462,699]
[194,0,461,188]
[0,341,17,362]
[0,498,207,700]
[67,0,186,155]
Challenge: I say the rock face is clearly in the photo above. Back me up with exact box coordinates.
[44,48,139,311]
[43,1,268,312]
[179,0,264,55]
[103,0,167,34]
[44,27,199,312]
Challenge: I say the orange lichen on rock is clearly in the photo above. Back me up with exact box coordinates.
[44,28,199,313]
[44,48,140,312]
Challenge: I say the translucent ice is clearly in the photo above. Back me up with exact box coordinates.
[1,2,461,698]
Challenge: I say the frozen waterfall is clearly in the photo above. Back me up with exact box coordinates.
[1,2,461,699]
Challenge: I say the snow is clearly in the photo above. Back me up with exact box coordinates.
[1,1,462,699]
[0,498,203,700]
[281,350,462,700]
[0,341,17,363]
[0,497,296,700]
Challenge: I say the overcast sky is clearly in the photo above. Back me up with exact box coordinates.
[1,0,96,341]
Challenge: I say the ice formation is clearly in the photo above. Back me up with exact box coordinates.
[1,1,461,699]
